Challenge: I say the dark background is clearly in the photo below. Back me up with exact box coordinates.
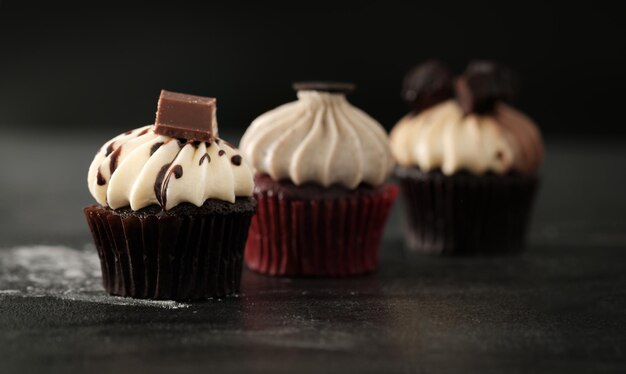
[1,1,625,139]
[2,3,626,373]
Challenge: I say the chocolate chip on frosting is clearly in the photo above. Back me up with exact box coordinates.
[402,60,454,114]
[455,61,518,115]
[231,155,242,166]
[172,165,183,179]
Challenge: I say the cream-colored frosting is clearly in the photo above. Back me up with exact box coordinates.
[87,125,254,211]
[240,90,395,188]
[389,100,543,175]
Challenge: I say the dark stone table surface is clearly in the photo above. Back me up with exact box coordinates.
[1,131,625,373]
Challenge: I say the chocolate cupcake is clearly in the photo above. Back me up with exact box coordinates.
[390,61,543,255]
[240,82,398,277]
[84,90,256,300]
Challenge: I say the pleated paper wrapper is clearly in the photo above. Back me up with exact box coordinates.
[397,171,539,255]
[84,206,253,300]
[245,185,399,277]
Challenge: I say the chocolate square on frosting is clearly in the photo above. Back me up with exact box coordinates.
[155,90,218,141]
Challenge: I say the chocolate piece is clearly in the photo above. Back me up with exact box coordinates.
[154,90,218,142]
[455,61,517,115]
[402,60,454,113]
[292,81,355,94]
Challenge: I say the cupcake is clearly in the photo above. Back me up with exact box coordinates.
[84,90,256,300]
[390,61,543,255]
[240,82,398,277]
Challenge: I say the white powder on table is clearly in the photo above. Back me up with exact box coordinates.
[0,245,188,309]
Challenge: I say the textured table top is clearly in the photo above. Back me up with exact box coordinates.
[1,131,625,373]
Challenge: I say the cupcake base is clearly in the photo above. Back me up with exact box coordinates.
[84,198,256,300]
[396,166,539,255]
[245,175,398,277]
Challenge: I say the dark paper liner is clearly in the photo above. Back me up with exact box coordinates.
[83,204,254,300]
[245,185,399,277]
[396,168,539,255]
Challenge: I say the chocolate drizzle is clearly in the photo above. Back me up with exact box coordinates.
[157,164,184,208]
[137,128,150,136]
[218,150,226,156]
[153,139,186,209]
[150,142,164,156]
[154,163,172,208]
[199,153,211,165]
[109,147,122,175]
[96,170,106,186]
[105,143,115,157]
[231,155,242,166]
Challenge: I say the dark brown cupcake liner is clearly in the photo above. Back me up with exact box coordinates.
[245,185,399,277]
[84,203,254,300]
[396,167,539,255]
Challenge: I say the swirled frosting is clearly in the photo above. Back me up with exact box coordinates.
[240,90,395,188]
[87,125,254,211]
[390,100,543,175]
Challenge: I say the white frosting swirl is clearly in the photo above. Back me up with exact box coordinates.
[240,90,395,188]
[87,125,254,211]
[389,100,543,175]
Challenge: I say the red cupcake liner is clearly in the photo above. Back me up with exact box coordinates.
[396,168,539,255]
[245,185,398,277]
[84,205,253,300]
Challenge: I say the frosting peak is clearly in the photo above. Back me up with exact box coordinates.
[87,125,254,211]
[240,90,395,188]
